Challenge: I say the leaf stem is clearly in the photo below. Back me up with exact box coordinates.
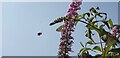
[78,19,104,55]
[100,37,104,53]
[78,20,101,32]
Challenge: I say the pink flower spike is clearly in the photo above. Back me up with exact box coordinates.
[66,12,72,16]
[67,7,74,12]
[69,2,75,7]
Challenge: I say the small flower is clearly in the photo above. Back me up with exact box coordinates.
[69,2,76,7]
[111,25,120,35]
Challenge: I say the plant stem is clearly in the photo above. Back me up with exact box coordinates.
[78,20,101,32]
[100,37,104,52]
[79,19,104,55]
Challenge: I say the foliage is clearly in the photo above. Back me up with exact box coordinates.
[76,7,120,58]
[49,3,120,58]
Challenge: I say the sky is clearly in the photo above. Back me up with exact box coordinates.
[1,2,119,56]
[0,2,2,57]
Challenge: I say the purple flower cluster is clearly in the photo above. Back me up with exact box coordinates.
[111,26,120,36]
[58,0,82,58]
[58,21,74,58]
[66,0,82,17]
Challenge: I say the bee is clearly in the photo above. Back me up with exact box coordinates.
[37,32,42,36]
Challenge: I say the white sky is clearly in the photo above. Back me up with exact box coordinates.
[0,2,2,58]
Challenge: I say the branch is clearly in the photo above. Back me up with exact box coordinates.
[78,20,101,32]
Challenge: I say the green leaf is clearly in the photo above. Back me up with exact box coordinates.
[90,7,98,14]
[81,48,92,54]
[99,24,107,35]
[85,13,90,17]
[99,24,105,30]
[93,46,101,52]
[75,15,81,26]
[98,25,109,42]
[82,13,86,18]
[96,13,103,18]
[56,25,63,32]
[79,48,84,54]
[103,40,116,56]
[101,34,107,42]
[79,48,92,54]
[88,17,94,22]
[102,21,110,29]
[99,12,107,19]
[85,40,94,47]
[75,21,79,26]
[80,42,84,47]
[49,17,65,26]
[88,28,92,38]
[81,12,90,20]
[108,19,113,29]
[86,23,98,30]
[85,28,94,42]
[93,19,110,29]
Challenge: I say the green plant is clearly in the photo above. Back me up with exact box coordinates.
[77,7,120,58]
[49,1,120,58]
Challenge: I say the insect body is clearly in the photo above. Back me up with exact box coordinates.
[37,32,42,36]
